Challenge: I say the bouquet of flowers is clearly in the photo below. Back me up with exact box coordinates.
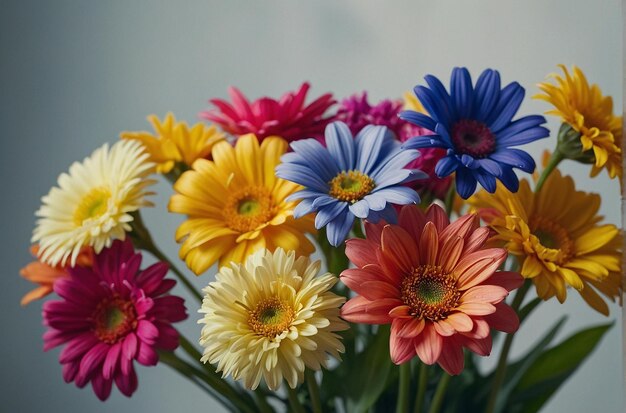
[21,65,622,412]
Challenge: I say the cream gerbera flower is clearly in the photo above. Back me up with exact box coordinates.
[32,140,155,266]
[198,248,348,390]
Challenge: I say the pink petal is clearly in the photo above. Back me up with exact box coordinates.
[62,361,79,383]
[483,302,520,333]
[418,222,439,265]
[393,317,425,338]
[137,341,159,366]
[454,249,507,290]
[462,335,492,357]
[345,238,379,268]
[437,338,464,375]
[77,343,109,385]
[381,225,419,272]
[486,271,524,292]
[413,324,443,365]
[154,322,180,351]
[388,305,413,319]
[363,220,385,244]
[439,213,477,245]
[136,320,159,345]
[433,319,456,336]
[59,334,99,363]
[460,285,509,305]
[462,227,490,255]
[341,296,398,324]
[122,332,138,360]
[151,296,188,322]
[389,333,416,365]
[445,312,474,332]
[115,368,138,397]
[91,373,113,401]
[455,302,496,316]
[102,343,121,380]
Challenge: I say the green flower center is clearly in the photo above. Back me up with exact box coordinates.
[73,187,111,225]
[328,170,375,203]
[93,296,137,344]
[400,265,460,321]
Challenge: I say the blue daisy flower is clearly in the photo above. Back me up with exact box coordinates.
[275,121,426,246]
[399,67,549,199]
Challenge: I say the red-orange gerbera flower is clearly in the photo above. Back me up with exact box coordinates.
[19,245,93,306]
[340,204,522,375]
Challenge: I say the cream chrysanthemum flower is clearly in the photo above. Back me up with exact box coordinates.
[198,248,348,390]
[32,140,155,266]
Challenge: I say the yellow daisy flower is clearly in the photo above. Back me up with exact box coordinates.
[169,134,315,274]
[198,248,348,390]
[32,140,155,266]
[467,169,622,315]
[535,65,622,180]
[121,113,225,174]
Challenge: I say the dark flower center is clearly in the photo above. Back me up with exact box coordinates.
[451,119,496,158]
[530,216,574,264]
[93,296,137,344]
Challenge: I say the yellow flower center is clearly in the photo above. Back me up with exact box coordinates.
[328,170,375,203]
[248,297,295,338]
[401,265,460,321]
[73,187,111,226]
[92,296,137,344]
[530,216,574,264]
[223,186,276,233]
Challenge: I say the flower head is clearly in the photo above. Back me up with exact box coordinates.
[169,134,315,274]
[201,82,335,142]
[340,204,522,375]
[42,239,187,400]
[400,67,549,199]
[535,65,622,180]
[19,245,93,306]
[198,248,347,390]
[467,169,622,315]
[120,113,225,174]
[32,140,155,266]
[276,121,426,246]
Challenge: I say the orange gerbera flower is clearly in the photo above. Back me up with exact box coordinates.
[20,245,93,305]
[340,204,522,375]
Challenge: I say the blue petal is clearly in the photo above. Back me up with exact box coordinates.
[476,158,502,177]
[473,69,500,121]
[372,187,420,205]
[275,163,329,193]
[490,149,536,173]
[473,169,497,193]
[425,74,455,122]
[496,126,549,149]
[488,82,525,132]
[402,136,446,150]
[434,155,459,177]
[325,121,356,172]
[326,210,355,247]
[399,110,437,131]
[286,189,324,202]
[375,169,426,189]
[349,199,370,218]
[367,204,398,224]
[363,193,387,211]
[415,85,452,127]
[293,198,316,218]
[355,125,391,174]
[499,166,520,192]
[434,123,453,147]
[315,202,348,229]
[451,67,473,119]
[290,138,340,181]
[455,167,478,199]
[496,115,547,141]
[312,195,338,209]
[460,154,478,169]
[369,148,419,180]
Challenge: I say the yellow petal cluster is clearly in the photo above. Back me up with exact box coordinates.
[535,65,622,180]
[169,134,315,274]
[121,113,225,174]
[198,248,347,390]
[467,169,622,315]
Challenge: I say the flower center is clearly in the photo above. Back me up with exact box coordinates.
[400,265,460,321]
[451,119,496,158]
[328,170,375,203]
[92,296,137,344]
[248,297,295,339]
[530,216,574,264]
[223,186,275,233]
[73,187,111,226]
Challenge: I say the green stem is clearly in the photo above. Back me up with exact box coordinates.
[534,149,564,193]
[129,211,202,303]
[484,279,532,413]
[396,363,412,413]
[254,390,274,413]
[444,181,456,216]
[286,386,306,413]
[427,373,451,413]
[352,219,366,239]
[306,370,323,413]
[414,362,429,413]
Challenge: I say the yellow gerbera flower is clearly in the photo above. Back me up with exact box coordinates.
[121,113,225,174]
[198,248,348,390]
[169,134,315,274]
[467,169,622,315]
[403,91,426,113]
[32,140,155,266]
[535,65,622,180]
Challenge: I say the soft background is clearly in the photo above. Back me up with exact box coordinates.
[1,0,622,412]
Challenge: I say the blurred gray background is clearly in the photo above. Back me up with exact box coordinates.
[1,0,622,412]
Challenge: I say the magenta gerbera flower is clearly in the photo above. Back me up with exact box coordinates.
[200,82,335,142]
[42,239,188,401]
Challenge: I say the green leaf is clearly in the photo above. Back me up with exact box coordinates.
[508,323,613,413]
